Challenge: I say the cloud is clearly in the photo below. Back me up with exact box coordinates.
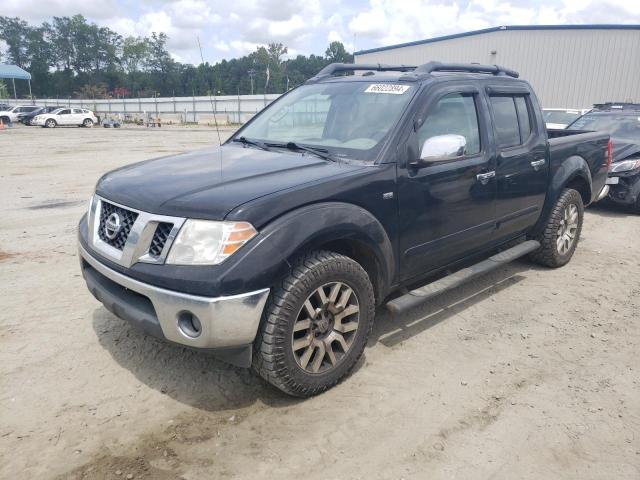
[3,0,640,63]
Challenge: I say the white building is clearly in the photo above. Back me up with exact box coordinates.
[354,25,640,109]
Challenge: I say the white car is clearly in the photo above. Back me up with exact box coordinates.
[543,108,591,129]
[32,108,98,128]
[0,105,42,124]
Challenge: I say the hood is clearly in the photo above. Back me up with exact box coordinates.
[612,137,640,162]
[96,144,366,220]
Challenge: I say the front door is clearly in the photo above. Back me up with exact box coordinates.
[57,109,73,125]
[487,92,549,239]
[397,85,497,281]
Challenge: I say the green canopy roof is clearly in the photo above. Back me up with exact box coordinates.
[0,64,31,81]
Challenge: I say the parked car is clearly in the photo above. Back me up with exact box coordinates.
[32,108,98,128]
[78,62,611,397]
[543,108,591,129]
[20,106,65,126]
[569,103,640,212]
[0,104,41,124]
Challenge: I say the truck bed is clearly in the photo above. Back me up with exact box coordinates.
[547,128,609,204]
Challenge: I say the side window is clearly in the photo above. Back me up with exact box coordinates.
[489,96,520,148]
[73,109,83,114]
[59,109,70,115]
[417,93,481,156]
[514,96,532,141]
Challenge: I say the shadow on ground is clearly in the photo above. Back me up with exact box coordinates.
[587,201,637,218]
[92,259,531,411]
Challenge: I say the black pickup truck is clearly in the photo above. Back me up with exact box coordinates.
[79,62,611,397]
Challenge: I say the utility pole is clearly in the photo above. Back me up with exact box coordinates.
[248,69,256,95]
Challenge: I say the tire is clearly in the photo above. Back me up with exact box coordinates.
[529,188,584,268]
[253,250,375,397]
[82,118,93,128]
[45,119,57,128]
[0,116,9,125]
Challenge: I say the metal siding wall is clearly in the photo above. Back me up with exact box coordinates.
[356,29,640,108]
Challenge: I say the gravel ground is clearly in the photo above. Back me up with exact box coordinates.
[1,125,639,479]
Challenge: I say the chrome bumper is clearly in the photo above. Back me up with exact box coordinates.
[595,185,610,202]
[79,243,269,349]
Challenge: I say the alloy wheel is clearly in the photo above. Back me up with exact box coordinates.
[291,282,360,374]
[557,203,578,254]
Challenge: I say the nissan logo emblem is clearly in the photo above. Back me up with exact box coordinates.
[104,212,122,240]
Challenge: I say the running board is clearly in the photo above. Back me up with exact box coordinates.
[386,240,541,315]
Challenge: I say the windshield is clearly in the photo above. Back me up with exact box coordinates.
[543,110,581,125]
[51,108,64,115]
[569,113,640,142]
[235,81,417,160]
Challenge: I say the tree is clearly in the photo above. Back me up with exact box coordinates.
[122,36,149,74]
[0,14,355,97]
[325,41,353,64]
[0,17,31,67]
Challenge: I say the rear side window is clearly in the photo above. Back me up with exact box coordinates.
[514,97,532,141]
[490,95,533,148]
[490,96,520,148]
[418,93,481,155]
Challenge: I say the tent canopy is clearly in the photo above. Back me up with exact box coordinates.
[0,64,31,81]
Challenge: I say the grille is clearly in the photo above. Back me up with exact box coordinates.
[98,201,138,250]
[149,222,173,257]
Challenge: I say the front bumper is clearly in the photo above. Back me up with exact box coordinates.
[79,243,269,354]
[607,172,640,206]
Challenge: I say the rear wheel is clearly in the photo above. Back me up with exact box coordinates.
[530,188,584,268]
[253,250,375,397]
[82,118,93,128]
[45,119,57,128]
[0,116,9,125]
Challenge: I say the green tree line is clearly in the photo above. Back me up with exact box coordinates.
[0,15,354,99]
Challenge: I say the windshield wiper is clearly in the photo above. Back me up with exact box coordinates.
[267,141,336,162]
[232,136,270,151]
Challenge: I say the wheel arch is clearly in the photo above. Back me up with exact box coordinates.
[258,202,395,304]
[532,155,592,236]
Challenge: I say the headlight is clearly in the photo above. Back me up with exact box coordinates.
[166,220,257,265]
[610,159,640,173]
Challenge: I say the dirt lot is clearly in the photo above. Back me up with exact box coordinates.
[1,125,639,479]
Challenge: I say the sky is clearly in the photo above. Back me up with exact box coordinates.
[2,0,640,64]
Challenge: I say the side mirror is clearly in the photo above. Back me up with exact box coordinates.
[414,134,467,168]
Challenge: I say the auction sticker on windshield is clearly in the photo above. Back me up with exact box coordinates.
[365,84,410,94]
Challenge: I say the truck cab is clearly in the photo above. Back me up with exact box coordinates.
[79,62,610,397]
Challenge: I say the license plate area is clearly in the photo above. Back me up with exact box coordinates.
[606,177,620,185]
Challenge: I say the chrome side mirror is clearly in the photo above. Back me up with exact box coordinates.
[416,134,467,167]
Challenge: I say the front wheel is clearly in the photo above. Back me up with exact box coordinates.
[45,119,57,128]
[530,188,584,268]
[82,118,93,128]
[253,251,375,397]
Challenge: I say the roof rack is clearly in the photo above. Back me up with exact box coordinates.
[306,63,417,83]
[411,61,519,78]
[592,102,640,111]
[306,61,520,84]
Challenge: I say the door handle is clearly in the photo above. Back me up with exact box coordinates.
[476,171,495,185]
[531,159,546,170]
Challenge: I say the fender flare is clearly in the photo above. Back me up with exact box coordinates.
[533,155,592,235]
[258,202,395,298]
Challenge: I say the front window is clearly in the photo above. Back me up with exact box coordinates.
[569,113,640,142]
[235,81,417,161]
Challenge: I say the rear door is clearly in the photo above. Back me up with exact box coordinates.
[72,108,85,124]
[397,83,497,280]
[487,89,548,240]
